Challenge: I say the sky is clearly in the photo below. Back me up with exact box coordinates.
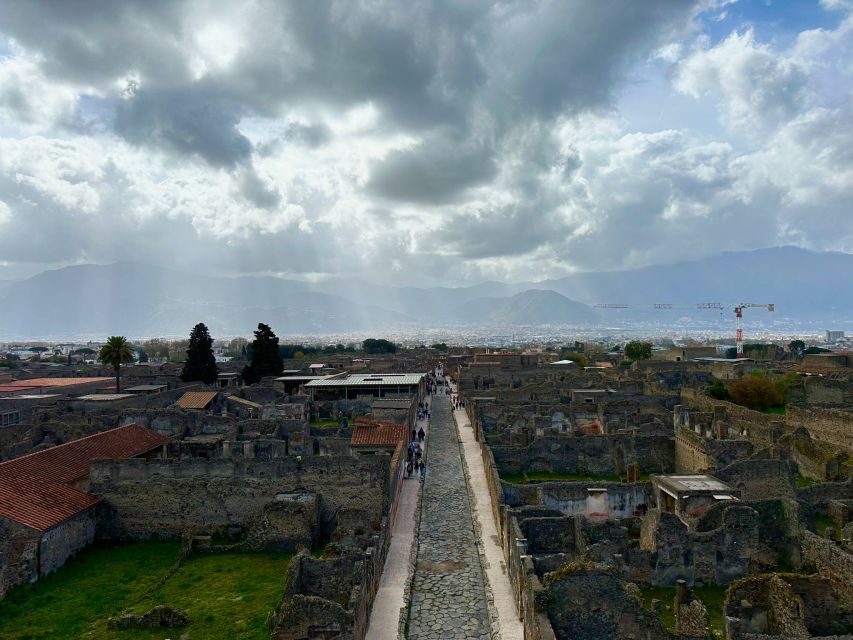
[0,0,851,286]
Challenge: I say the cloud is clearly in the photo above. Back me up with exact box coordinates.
[674,29,809,131]
[368,134,497,204]
[114,85,252,168]
[0,0,850,288]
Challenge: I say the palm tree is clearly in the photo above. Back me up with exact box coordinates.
[99,336,135,393]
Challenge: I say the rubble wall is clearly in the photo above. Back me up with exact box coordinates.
[90,457,390,540]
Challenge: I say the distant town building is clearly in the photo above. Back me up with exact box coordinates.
[826,330,845,343]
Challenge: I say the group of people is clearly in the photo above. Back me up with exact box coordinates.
[406,439,425,479]
[452,395,465,410]
[417,401,430,421]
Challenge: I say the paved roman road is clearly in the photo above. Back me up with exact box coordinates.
[406,395,491,640]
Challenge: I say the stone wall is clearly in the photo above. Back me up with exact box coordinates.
[801,530,853,597]
[640,505,760,586]
[90,457,390,543]
[491,434,674,477]
[0,508,95,601]
[714,459,797,501]
[544,568,670,640]
[271,522,390,640]
[786,406,853,455]
[39,509,96,576]
[724,573,853,639]
[0,517,38,599]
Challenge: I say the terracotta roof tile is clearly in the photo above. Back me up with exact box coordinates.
[174,391,218,409]
[0,423,170,531]
[351,418,408,448]
[6,377,112,388]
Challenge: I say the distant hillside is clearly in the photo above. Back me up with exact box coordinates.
[454,289,600,325]
[1,246,850,339]
[0,263,413,339]
[539,246,853,318]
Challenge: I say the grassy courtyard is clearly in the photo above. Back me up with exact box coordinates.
[640,584,727,638]
[0,541,291,640]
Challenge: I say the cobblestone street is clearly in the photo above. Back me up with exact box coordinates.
[406,395,491,640]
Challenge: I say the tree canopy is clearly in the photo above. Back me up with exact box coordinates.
[788,340,806,357]
[362,338,397,354]
[181,323,219,384]
[624,341,652,361]
[243,323,283,385]
[99,336,135,392]
[726,374,783,412]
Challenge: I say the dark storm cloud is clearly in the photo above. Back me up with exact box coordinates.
[0,1,190,84]
[114,86,252,168]
[368,135,497,204]
[239,167,282,210]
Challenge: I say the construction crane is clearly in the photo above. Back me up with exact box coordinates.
[592,302,774,359]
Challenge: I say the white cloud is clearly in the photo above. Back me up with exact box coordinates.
[0,53,79,133]
[674,29,808,131]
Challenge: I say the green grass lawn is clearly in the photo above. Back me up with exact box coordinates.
[640,584,726,638]
[0,542,291,640]
[815,513,841,539]
[501,470,648,484]
[762,406,786,415]
[796,474,817,488]
[309,420,341,428]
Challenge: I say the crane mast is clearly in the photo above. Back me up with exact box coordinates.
[592,302,774,358]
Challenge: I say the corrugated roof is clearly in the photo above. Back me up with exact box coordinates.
[0,424,171,531]
[351,419,408,447]
[77,394,135,401]
[305,373,425,388]
[174,391,219,409]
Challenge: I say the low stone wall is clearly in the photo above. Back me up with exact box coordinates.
[271,522,390,640]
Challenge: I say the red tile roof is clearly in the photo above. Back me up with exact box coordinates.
[0,424,170,531]
[6,377,112,388]
[351,418,408,448]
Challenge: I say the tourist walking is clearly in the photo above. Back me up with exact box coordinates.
[417,427,425,442]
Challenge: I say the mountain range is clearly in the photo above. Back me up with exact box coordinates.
[0,246,850,339]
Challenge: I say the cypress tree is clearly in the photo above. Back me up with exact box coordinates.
[243,323,283,385]
[181,323,219,384]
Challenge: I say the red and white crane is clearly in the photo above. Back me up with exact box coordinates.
[592,302,775,359]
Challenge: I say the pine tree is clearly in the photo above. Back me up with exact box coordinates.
[243,323,283,385]
[181,323,219,384]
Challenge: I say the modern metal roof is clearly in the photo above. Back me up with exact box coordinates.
[77,393,136,401]
[304,373,426,387]
[654,474,732,494]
